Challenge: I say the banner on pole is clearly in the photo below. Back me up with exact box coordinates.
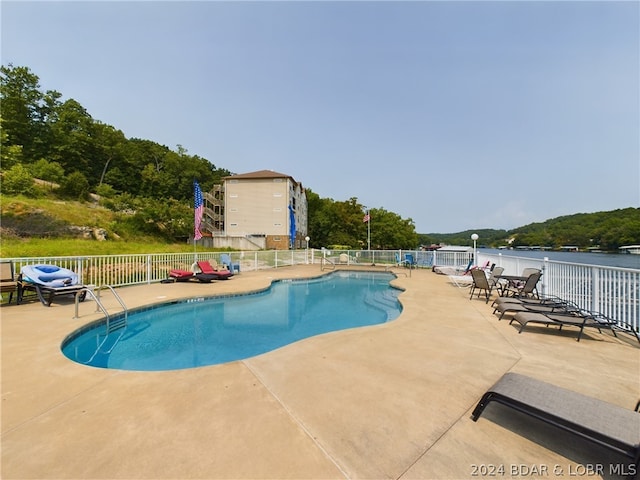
[194,181,204,240]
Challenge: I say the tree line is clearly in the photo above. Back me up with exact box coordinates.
[419,208,640,252]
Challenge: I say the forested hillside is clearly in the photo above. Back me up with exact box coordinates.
[419,207,640,251]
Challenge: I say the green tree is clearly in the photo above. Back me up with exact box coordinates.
[49,99,97,180]
[0,64,61,162]
[1,163,35,195]
[368,208,418,249]
[0,118,23,170]
[93,122,127,186]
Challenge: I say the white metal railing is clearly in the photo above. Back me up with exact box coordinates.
[3,248,638,333]
[478,252,640,333]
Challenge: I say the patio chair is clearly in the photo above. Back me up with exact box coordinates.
[503,271,542,299]
[469,269,494,303]
[404,253,417,268]
[487,266,504,290]
[471,372,640,463]
[0,261,18,304]
[220,254,240,274]
[395,253,416,268]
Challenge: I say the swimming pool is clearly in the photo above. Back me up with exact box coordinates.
[62,271,403,371]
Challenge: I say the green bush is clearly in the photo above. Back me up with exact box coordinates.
[31,159,65,184]
[1,164,35,195]
[59,171,90,200]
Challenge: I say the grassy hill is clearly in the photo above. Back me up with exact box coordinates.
[0,195,204,257]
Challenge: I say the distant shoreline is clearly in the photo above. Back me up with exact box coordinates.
[479,248,640,270]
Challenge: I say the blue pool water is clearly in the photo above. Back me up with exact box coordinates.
[62,271,402,371]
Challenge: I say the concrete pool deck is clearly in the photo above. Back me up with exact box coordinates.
[1,265,638,479]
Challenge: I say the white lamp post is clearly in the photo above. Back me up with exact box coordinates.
[305,236,310,264]
[471,233,479,267]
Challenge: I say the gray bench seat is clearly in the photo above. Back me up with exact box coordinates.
[472,373,640,464]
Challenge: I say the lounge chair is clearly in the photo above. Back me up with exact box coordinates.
[492,296,576,320]
[492,294,566,309]
[18,264,87,306]
[195,260,233,280]
[0,261,18,304]
[493,301,571,321]
[220,254,240,274]
[469,269,494,303]
[471,372,640,464]
[510,308,640,343]
[168,269,218,283]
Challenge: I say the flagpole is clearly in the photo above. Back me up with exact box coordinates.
[367,209,371,250]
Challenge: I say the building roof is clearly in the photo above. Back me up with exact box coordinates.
[224,170,298,183]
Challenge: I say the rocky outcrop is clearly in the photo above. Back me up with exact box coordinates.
[68,226,107,241]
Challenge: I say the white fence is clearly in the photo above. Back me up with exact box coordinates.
[3,248,638,333]
[477,252,640,334]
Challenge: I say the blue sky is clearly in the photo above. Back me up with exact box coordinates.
[2,1,638,233]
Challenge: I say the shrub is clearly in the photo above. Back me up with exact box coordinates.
[59,171,90,200]
[1,164,35,195]
[31,159,65,184]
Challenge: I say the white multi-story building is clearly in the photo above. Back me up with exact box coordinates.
[200,170,308,250]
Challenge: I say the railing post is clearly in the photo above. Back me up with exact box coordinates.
[75,257,84,285]
[591,266,600,314]
[147,255,152,284]
[541,257,549,297]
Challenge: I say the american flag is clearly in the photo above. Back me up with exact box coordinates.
[363,212,370,223]
[194,181,203,240]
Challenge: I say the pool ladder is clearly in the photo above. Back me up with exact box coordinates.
[321,257,336,271]
[75,285,128,333]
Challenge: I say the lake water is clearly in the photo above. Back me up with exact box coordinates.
[479,248,640,270]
